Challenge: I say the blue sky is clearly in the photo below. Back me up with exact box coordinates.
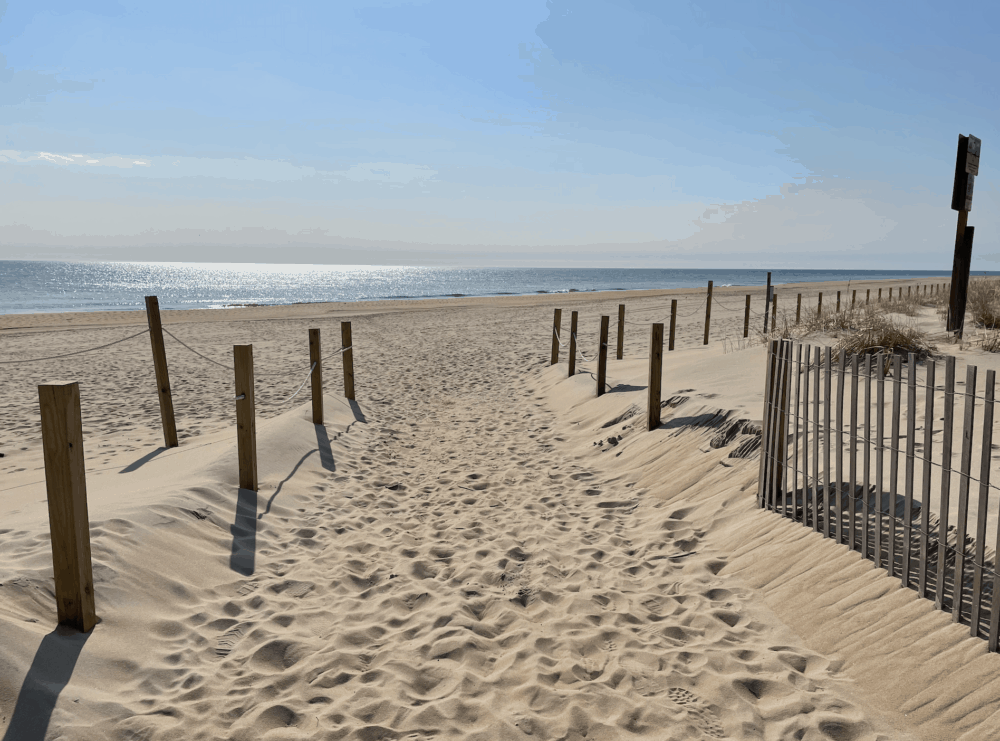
[1,0,998,267]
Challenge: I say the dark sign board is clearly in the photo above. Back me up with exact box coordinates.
[952,134,980,212]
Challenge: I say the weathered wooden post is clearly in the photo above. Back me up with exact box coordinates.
[852,289,857,309]
[144,296,178,448]
[568,311,578,377]
[309,328,323,424]
[550,308,562,365]
[889,287,893,301]
[616,304,625,360]
[879,288,882,302]
[836,291,841,313]
[771,291,778,330]
[867,288,870,305]
[796,293,802,325]
[948,134,981,337]
[39,382,97,633]
[647,323,664,431]
[703,280,713,345]
[597,316,609,397]
[763,271,772,333]
[818,292,823,316]
[233,345,258,492]
[668,300,677,351]
[341,321,355,400]
[743,295,751,338]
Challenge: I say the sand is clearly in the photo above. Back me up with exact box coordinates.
[3,275,1000,740]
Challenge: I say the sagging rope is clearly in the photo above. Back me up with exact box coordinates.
[0,328,150,364]
[552,327,567,348]
[161,327,232,372]
[572,333,603,362]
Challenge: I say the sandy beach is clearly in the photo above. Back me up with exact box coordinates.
[5,274,1000,741]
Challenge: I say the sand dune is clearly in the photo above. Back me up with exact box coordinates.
[3,278,999,740]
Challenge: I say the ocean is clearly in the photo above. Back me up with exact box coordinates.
[0,260,979,315]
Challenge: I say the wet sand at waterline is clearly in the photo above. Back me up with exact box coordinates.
[2,276,1000,740]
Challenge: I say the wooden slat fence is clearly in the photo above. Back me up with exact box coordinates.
[759,338,1000,649]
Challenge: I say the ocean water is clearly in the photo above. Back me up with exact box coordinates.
[0,260,979,315]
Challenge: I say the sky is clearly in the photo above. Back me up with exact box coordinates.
[1,0,999,268]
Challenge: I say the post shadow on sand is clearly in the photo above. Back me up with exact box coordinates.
[118,446,168,473]
[259,448,319,520]
[229,488,258,576]
[315,423,336,472]
[2,627,91,741]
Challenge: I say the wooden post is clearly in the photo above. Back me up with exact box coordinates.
[849,354,859,551]
[918,359,935,598]
[889,287,893,301]
[837,291,841,313]
[818,292,823,317]
[703,280,713,345]
[879,288,882,302]
[771,291,778,331]
[757,340,778,505]
[802,344,811,527]
[341,321,355,400]
[144,296,178,448]
[936,356,956,611]
[952,363,977,624]
[38,382,97,633]
[902,353,917,587]
[668,300,677,351]
[867,288,870,305]
[862,354,872,559]
[309,328,323,424]
[796,293,802,325]
[233,345,258,492]
[616,304,625,360]
[949,226,976,338]
[550,308,562,365]
[764,272,772,333]
[596,316,609,397]
[744,295,751,338]
[970,369,995,636]
[647,323,664,432]
[888,354,902,577]
[568,311,578,377]
[852,289,857,309]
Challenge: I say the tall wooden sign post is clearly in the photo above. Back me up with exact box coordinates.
[947,134,981,338]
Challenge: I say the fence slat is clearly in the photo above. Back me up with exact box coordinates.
[936,356,956,611]
[823,347,832,538]
[812,346,821,533]
[849,354,859,551]
[568,311,578,377]
[888,354,902,577]
[802,345,812,527]
[550,308,562,365]
[617,304,625,360]
[918,359,936,598]
[862,354,872,559]
[970,369,995,636]
[765,342,786,510]
[647,323,664,433]
[703,281,713,346]
[778,341,792,511]
[952,363,978,624]
[903,353,917,587]
[792,343,802,521]
[875,353,886,569]
[758,340,778,506]
[836,351,845,543]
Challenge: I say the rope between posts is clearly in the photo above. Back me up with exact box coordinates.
[321,345,352,362]
[274,361,318,404]
[161,327,233,371]
[572,333,600,362]
[0,328,150,364]
[552,327,567,348]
